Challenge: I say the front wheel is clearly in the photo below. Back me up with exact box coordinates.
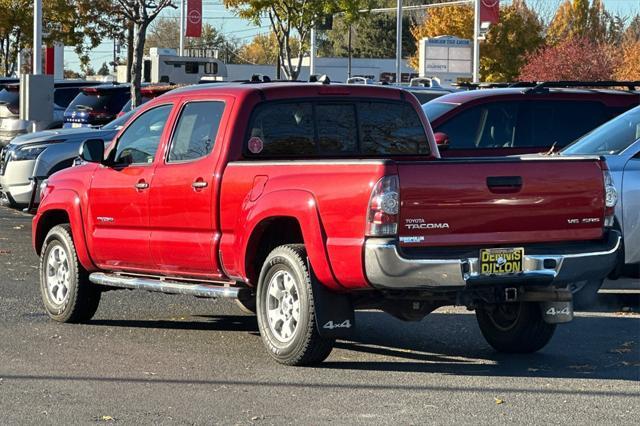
[476,302,556,353]
[39,224,101,323]
[256,244,334,366]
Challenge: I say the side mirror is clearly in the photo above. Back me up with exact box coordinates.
[79,138,105,163]
[434,132,450,151]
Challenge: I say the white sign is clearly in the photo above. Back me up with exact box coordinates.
[419,36,472,83]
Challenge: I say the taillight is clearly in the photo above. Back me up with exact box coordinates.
[366,175,399,236]
[602,164,617,227]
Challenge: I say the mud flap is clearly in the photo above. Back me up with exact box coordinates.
[540,301,573,324]
[309,270,354,339]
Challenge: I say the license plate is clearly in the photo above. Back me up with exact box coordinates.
[71,123,83,128]
[479,247,524,275]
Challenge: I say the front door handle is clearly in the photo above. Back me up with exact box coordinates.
[135,181,149,190]
[192,180,208,189]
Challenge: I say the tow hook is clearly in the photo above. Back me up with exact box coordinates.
[505,287,518,302]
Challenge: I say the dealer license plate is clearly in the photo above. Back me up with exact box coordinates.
[479,247,524,275]
[71,123,82,128]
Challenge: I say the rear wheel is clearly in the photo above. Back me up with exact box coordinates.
[476,302,555,353]
[256,244,334,365]
[39,224,101,323]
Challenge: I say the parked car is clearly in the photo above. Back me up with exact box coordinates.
[0,77,19,90]
[0,80,99,146]
[562,105,640,280]
[33,82,620,366]
[117,84,179,117]
[63,84,131,128]
[423,81,640,156]
[0,111,133,209]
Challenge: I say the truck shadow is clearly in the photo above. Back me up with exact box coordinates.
[325,311,640,381]
[89,309,639,382]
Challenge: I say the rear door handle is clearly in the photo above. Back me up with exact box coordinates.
[135,181,149,190]
[192,180,208,189]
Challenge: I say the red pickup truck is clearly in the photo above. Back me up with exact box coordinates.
[33,83,621,365]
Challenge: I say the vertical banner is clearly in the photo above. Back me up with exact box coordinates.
[186,0,203,38]
[480,0,500,25]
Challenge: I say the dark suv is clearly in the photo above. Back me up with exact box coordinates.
[63,84,131,128]
[0,80,99,146]
[423,81,640,157]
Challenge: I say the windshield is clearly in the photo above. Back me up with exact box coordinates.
[562,106,640,156]
[103,109,135,130]
[422,101,457,122]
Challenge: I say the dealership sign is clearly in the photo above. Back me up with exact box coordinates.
[418,36,472,79]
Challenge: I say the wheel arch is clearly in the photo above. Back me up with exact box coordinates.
[33,190,96,271]
[228,190,340,290]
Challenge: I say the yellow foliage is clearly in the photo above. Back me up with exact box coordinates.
[614,40,640,80]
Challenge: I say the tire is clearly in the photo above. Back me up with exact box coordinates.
[256,244,334,366]
[476,302,556,353]
[39,224,101,323]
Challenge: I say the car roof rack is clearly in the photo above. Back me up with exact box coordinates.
[524,80,640,93]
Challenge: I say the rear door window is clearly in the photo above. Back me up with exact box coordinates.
[168,101,225,162]
[518,101,606,148]
[246,100,428,157]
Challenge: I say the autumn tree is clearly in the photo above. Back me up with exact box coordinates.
[546,0,623,45]
[624,15,640,42]
[0,0,119,76]
[480,1,544,82]
[614,39,640,80]
[519,36,618,81]
[224,0,373,80]
[237,32,302,65]
[116,0,176,107]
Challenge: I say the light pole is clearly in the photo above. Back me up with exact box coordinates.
[395,0,402,84]
[310,27,316,76]
[179,0,185,56]
[473,0,480,82]
[33,0,42,74]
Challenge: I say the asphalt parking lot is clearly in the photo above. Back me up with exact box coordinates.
[0,205,638,424]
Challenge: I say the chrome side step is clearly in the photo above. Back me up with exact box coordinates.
[89,272,247,299]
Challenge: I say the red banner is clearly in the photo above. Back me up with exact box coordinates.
[186,0,202,38]
[480,0,500,25]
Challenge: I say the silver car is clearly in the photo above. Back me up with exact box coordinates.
[562,105,640,278]
[0,111,131,209]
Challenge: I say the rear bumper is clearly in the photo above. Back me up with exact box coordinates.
[364,231,622,290]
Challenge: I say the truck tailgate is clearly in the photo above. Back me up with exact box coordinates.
[398,158,606,247]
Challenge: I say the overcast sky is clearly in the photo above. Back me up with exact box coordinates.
[63,0,640,73]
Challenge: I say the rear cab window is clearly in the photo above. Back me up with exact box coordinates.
[245,100,429,158]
